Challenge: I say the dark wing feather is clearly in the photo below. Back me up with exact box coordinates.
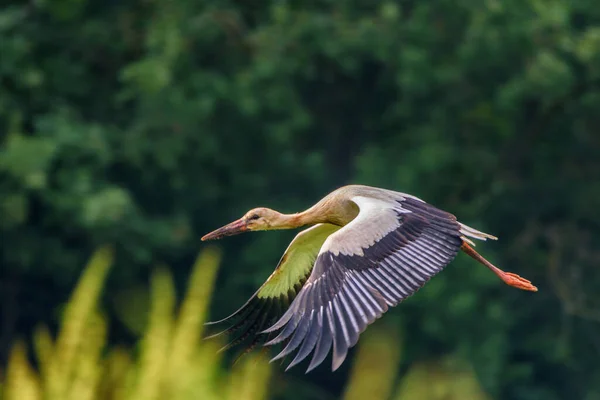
[263,195,464,372]
[204,223,341,359]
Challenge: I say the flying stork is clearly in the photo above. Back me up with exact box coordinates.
[202,185,537,372]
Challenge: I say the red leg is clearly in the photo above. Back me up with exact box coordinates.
[461,242,538,292]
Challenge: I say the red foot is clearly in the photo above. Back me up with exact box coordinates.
[500,272,538,292]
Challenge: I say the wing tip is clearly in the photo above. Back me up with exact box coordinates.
[331,352,347,372]
[305,362,319,374]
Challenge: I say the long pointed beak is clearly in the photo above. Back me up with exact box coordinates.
[201,218,248,241]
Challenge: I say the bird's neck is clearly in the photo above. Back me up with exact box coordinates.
[281,197,348,228]
[284,210,326,228]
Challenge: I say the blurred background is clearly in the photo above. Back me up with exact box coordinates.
[1,1,600,399]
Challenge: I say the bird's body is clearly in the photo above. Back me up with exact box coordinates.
[202,185,537,372]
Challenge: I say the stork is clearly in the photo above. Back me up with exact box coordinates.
[202,185,537,372]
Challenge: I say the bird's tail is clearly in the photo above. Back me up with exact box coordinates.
[458,222,497,246]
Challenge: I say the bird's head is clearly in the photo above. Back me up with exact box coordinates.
[201,207,287,241]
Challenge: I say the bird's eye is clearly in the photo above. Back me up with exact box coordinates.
[249,214,260,221]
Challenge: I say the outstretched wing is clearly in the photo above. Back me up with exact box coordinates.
[204,223,341,358]
[263,195,466,372]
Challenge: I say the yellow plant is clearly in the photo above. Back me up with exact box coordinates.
[46,246,114,400]
[394,356,491,400]
[0,245,272,400]
[227,351,272,400]
[3,340,42,400]
[0,244,492,400]
[342,323,402,400]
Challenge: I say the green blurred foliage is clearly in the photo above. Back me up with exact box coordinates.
[1,0,599,399]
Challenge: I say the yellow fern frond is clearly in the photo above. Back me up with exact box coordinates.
[167,247,222,389]
[4,340,42,400]
[227,351,272,400]
[47,246,114,400]
[68,311,107,400]
[343,324,402,400]
[32,325,54,381]
[99,347,133,400]
[394,357,491,400]
[129,266,176,400]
